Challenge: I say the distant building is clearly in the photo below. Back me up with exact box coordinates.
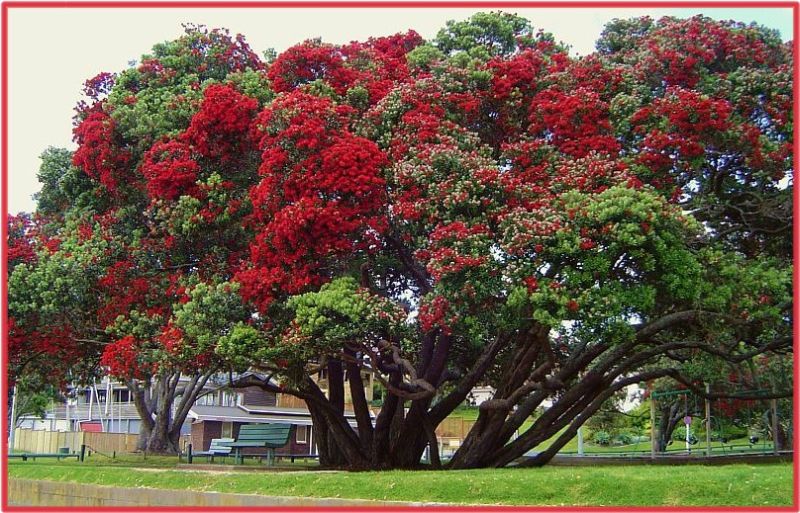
[16,368,375,457]
[17,376,158,435]
[467,386,495,406]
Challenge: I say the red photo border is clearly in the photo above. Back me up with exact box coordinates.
[1,2,797,512]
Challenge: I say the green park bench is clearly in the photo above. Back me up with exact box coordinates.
[193,437,234,463]
[228,423,292,465]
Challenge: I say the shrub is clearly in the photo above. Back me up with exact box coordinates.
[615,432,634,445]
[593,430,611,445]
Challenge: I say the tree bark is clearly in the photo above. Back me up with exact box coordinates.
[129,370,211,454]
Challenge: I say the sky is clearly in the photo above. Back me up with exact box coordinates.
[5,5,794,214]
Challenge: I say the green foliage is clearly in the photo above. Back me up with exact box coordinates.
[596,17,655,55]
[34,148,95,215]
[12,376,60,426]
[8,218,111,322]
[435,11,540,59]
[592,430,611,445]
[226,70,274,106]
[615,432,635,445]
[174,281,249,355]
[286,277,408,353]
[106,310,165,342]
[216,323,267,371]
[406,44,445,69]
[108,69,205,153]
[511,184,703,334]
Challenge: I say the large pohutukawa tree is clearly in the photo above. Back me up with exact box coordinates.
[10,13,792,464]
[216,12,791,469]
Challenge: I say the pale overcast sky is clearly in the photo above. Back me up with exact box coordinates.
[6,6,793,214]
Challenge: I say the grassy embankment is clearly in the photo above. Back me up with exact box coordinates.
[8,458,793,506]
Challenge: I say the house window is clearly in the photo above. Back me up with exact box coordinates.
[296,425,308,444]
[221,422,233,439]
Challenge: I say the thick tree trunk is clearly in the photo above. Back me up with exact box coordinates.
[371,371,401,467]
[244,306,785,470]
[449,325,548,468]
[301,375,369,468]
[657,402,683,452]
[129,370,212,455]
[145,415,178,453]
[346,356,374,455]
[306,399,350,467]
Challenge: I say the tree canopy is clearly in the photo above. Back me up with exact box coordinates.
[8,13,793,466]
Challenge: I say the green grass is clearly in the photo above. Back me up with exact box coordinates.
[445,408,774,455]
[544,435,775,455]
[8,459,793,506]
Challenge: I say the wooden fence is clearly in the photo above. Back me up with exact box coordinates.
[276,395,307,409]
[12,429,84,454]
[12,429,191,455]
[435,417,476,439]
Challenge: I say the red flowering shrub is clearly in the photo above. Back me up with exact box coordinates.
[638,16,775,88]
[268,33,420,104]
[268,40,355,94]
[97,260,152,327]
[82,72,116,101]
[239,91,388,312]
[158,323,185,355]
[72,107,131,192]
[101,335,154,380]
[7,214,37,266]
[140,139,199,200]
[528,87,620,157]
[182,83,259,159]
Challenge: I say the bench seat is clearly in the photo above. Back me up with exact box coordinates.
[193,437,234,462]
[229,424,292,465]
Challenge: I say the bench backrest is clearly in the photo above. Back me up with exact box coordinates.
[209,438,234,454]
[236,423,292,447]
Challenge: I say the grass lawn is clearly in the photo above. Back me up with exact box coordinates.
[543,435,775,455]
[8,459,793,506]
[445,408,774,455]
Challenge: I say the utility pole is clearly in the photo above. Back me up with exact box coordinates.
[771,397,779,455]
[769,375,780,455]
[705,383,711,457]
[650,394,657,459]
[8,385,17,450]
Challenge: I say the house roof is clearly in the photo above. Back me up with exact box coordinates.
[239,404,374,420]
[188,405,314,427]
[188,405,367,428]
